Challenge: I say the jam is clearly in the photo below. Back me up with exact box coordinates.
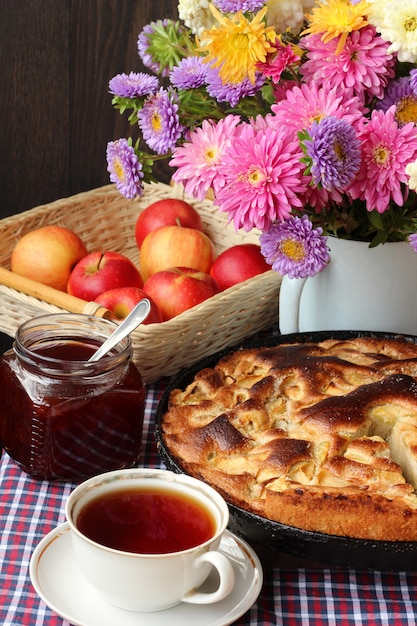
[0,314,146,481]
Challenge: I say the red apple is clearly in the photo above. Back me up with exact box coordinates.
[95,287,162,322]
[135,198,203,248]
[10,225,88,291]
[139,225,217,281]
[67,251,143,301]
[209,244,271,291]
[143,267,219,321]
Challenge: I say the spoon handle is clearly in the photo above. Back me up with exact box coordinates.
[88,298,151,362]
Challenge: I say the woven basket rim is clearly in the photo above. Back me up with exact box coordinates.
[0,182,281,382]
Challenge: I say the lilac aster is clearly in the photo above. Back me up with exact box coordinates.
[303,117,361,192]
[109,72,159,98]
[138,20,172,77]
[137,20,193,77]
[375,76,417,127]
[259,216,330,279]
[214,0,266,11]
[409,69,417,92]
[138,89,183,154]
[170,57,207,89]
[205,64,264,108]
[409,233,417,253]
[106,139,143,199]
[215,124,308,231]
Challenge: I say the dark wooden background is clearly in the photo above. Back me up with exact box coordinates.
[0,0,178,218]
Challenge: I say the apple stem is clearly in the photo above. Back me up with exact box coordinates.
[98,253,105,270]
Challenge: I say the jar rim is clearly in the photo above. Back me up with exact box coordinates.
[13,313,132,374]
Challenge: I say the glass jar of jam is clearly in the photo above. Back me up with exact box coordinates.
[0,313,146,481]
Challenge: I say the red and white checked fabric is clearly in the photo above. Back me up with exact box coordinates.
[2,361,417,625]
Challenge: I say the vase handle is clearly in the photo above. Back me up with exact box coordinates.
[279,276,307,334]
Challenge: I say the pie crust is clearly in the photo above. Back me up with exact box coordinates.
[161,336,417,541]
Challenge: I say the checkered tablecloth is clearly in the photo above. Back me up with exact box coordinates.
[2,351,417,625]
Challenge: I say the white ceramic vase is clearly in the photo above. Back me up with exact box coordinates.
[279,237,417,336]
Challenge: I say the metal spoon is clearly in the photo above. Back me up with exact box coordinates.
[88,298,151,362]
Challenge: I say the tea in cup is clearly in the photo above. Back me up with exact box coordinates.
[65,468,235,612]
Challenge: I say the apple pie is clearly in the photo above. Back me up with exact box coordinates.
[160,335,417,541]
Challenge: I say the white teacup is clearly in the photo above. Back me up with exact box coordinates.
[65,468,235,612]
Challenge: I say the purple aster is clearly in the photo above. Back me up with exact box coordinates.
[409,69,417,92]
[409,233,417,253]
[109,72,159,98]
[106,139,143,199]
[214,0,266,11]
[259,216,330,279]
[170,57,207,89]
[138,89,183,154]
[303,116,361,192]
[206,65,264,108]
[376,76,417,127]
[137,20,172,77]
[137,19,193,78]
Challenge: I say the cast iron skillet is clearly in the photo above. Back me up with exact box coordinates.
[155,330,417,571]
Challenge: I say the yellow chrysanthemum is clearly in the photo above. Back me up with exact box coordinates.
[303,0,371,55]
[198,6,276,84]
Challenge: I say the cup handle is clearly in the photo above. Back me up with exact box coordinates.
[279,276,307,334]
[182,551,235,605]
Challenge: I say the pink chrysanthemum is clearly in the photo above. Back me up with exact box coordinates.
[271,82,365,136]
[302,183,344,213]
[300,25,395,104]
[272,79,300,103]
[257,39,300,84]
[348,107,417,214]
[247,113,274,131]
[169,115,241,200]
[214,124,308,232]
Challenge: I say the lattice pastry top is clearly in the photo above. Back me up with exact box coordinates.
[161,336,417,540]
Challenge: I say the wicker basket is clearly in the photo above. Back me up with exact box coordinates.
[0,182,281,382]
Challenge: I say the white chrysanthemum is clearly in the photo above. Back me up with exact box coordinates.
[178,0,216,36]
[406,160,417,191]
[368,0,417,63]
[265,0,315,35]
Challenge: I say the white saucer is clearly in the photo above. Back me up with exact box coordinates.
[30,523,263,626]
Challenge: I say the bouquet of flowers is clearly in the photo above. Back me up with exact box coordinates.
[106,0,417,278]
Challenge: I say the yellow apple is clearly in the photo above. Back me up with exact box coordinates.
[139,225,217,281]
[11,225,88,291]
